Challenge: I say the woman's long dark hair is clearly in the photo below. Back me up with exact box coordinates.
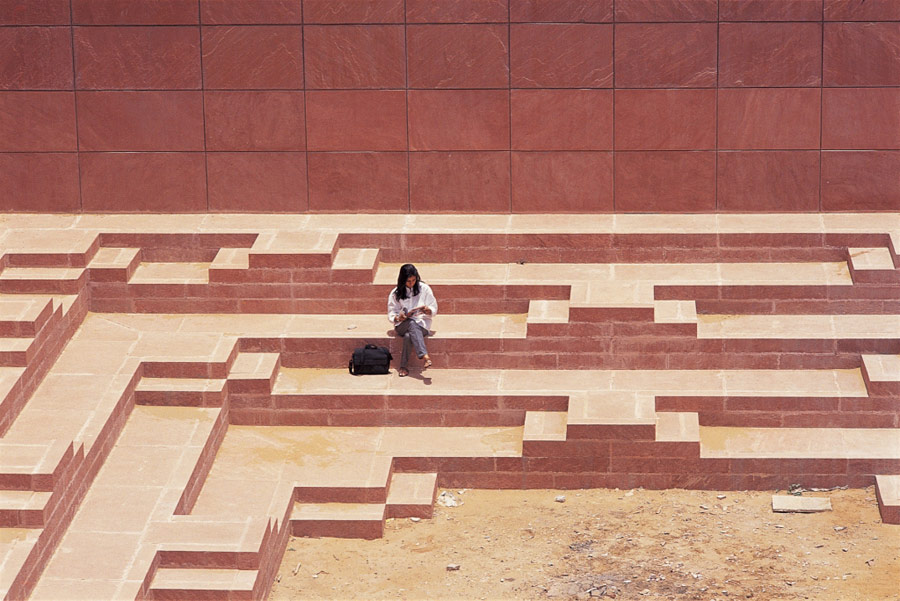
[395,263,421,300]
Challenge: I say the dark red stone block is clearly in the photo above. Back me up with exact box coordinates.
[718,88,821,150]
[615,0,717,22]
[510,0,613,22]
[208,152,307,212]
[615,89,715,150]
[307,152,408,212]
[510,24,612,88]
[0,0,69,24]
[719,22,822,87]
[512,151,613,212]
[615,151,715,212]
[406,0,508,23]
[410,151,510,212]
[717,151,820,212]
[408,24,508,88]
[511,89,612,150]
[408,89,509,150]
[204,91,305,151]
[80,152,207,212]
[0,153,80,211]
[823,88,900,150]
[77,91,204,151]
[303,0,403,23]
[306,90,406,151]
[200,0,303,24]
[0,91,76,151]
[614,23,716,88]
[825,0,900,20]
[824,22,900,86]
[74,26,200,89]
[72,0,198,24]
[304,25,405,89]
[821,151,900,211]
[720,0,823,21]
[0,27,72,89]
[202,26,302,89]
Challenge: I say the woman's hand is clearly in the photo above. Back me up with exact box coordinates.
[422,307,432,316]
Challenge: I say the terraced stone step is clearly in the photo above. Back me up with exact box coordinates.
[699,427,900,459]
[135,377,227,407]
[0,298,54,337]
[0,490,50,527]
[0,268,86,295]
[386,472,438,519]
[875,475,900,524]
[85,247,141,282]
[290,502,386,539]
[149,567,257,601]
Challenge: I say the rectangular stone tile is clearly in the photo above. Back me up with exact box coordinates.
[201,25,302,89]
[74,26,200,89]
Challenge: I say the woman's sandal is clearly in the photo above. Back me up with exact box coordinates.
[398,368,409,377]
[422,357,432,369]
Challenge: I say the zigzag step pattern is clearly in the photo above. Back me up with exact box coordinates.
[0,213,897,601]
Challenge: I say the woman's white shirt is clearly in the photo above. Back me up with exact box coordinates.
[387,282,438,330]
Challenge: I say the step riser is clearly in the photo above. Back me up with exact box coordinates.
[290,520,383,540]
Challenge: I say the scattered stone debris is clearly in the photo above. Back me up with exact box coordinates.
[834,526,847,532]
[446,564,461,571]
[772,495,832,513]
[291,562,301,576]
[409,517,421,522]
[717,494,727,500]
[437,491,462,507]
[555,495,567,503]
[699,504,710,510]
[788,483,804,496]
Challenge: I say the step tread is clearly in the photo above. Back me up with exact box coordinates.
[567,392,656,425]
[527,300,569,324]
[292,502,386,521]
[332,248,379,270]
[656,412,700,442]
[0,338,32,352]
[150,567,257,591]
[875,475,900,506]
[386,473,437,506]
[0,267,84,280]
[273,367,867,398]
[0,490,51,510]
[849,247,895,271]
[136,377,227,392]
[210,247,250,269]
[698,314,900,340]
[700,427,900,459]
[87,247,140,269]
[130,262,210,284]
[524,411,567,441]
[862,354,900,382]
[228,353,280,380]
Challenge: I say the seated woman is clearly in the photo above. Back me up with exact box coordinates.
[387,263,437,377]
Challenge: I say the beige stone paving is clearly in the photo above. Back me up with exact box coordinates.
[700,427,900,459]
[29,406,220,601]
[698,314,900,339]
[849,247,896,270]
[862,354,900,381]
[130,261,210,284]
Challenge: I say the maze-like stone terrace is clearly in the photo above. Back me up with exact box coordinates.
[0,213,898,601]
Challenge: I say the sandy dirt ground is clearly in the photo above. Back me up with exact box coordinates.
[271,487,900,601]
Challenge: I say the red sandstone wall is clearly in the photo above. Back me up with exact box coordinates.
[0,0,898,213]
